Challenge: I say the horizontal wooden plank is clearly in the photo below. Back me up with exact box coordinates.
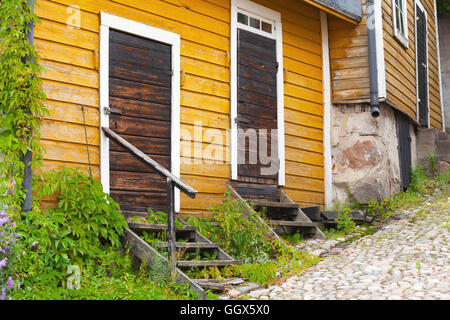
[110,151,170,172]
[181,90,229,114]
[35,38,96,70]
[285,147,324,167]
[282,188,324,205]
[285,175,324,193]
[41,120,99,146]
[109,97,171,122]
[109,134,170,156]
[180,162,230,179]
[109,115,170,139]
[117,0,229,37]
[39,160,100,179]
[110,170,166,192]
[110,190,167,208]
[181,107,229,129]
[182,56,229,83]
[284,96,323,117]
[110,62,171,88]
[40,59,98,89]
[285,160,324,179]
[285,109,323,129]
[285,122,323,142]
[41,139,99,165]
[35,18,98,51]
[283,57,322,81]
[109,78,171,104]
[42,80,98,107]
[35,0,99,32]
[182,74,229,99]
[43,100,98,126]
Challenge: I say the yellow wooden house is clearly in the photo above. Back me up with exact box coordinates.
[33,0,443,216]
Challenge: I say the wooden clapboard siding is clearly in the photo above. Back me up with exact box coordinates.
[383,0,442,128]
[382,0,418,119]
[420,0,443,128]
[328,0,442,130]
[35,0,325,212]
[328,1,369,103]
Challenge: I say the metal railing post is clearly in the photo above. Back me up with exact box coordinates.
[166,177,177,279]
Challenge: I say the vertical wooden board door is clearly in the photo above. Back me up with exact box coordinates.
[108,29,172,212]
[416,3,428,127]
[395,110,412,191]
[237,28,279,185]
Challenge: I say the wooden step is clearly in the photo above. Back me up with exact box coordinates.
[150,241,219,250]
[250,200,299,209]
[128,222,196,233]
[177,259,240,268]
[232,183,280,202]
[270,220,317,227]
[321,210,365,222]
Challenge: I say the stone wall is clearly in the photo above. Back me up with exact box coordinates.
[438,13,450,133]
[331,103,405,204]
[416,128,450,176]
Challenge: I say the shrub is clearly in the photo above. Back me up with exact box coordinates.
[14,166,127,287]
[333,202,356,233]
[187,192,272,264]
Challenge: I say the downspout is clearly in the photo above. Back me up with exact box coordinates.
[21,0,34,213]
[367,0,380,117]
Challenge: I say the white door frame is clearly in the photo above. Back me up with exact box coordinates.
[99,12,181,212]
[414,0,430,128]
[230,0,285,185]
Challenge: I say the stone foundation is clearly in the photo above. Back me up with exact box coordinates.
[331,103,406,204]
[416,127,450,176]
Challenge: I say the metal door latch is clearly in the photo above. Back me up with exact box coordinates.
[104,106,122,115]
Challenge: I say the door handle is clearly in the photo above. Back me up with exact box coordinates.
[104,107,122,115]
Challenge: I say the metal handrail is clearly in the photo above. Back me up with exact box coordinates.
[102,126,197,276]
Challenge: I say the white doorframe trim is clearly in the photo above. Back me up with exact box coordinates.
[414,0,430,128]
[230,0,285,185]
[320,11,333,209]
[99,12,181,212]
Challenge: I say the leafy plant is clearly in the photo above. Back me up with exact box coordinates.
[13,167,127,286]
[428,149,438,176]
[0,0,48,211]
[333,202,356,233]
[437,0,450,15]
[187,192,272,264]
[131,210,184,228]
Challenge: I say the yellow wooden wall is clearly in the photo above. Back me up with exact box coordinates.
[328,0,442,129]
[328,1,370,103]
[34,0,325,212]
[382,0,442,128]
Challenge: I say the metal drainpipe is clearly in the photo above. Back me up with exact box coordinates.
[367,0,380,117]
[21,0,34,213]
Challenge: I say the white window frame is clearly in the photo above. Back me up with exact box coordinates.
[414,0,430,127]
[230,0,285,185]
[392,0,409,48]
[99,12,181,211]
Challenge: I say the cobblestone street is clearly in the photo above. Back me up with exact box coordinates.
[247,192,450,300]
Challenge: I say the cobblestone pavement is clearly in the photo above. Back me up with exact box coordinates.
[247,193,450,300]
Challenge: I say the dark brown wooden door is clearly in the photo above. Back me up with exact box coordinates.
[416,4,428,127]
[237,28,278,185]
[108,29,172,212]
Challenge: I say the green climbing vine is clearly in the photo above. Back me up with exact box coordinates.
[0,0,48,210]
